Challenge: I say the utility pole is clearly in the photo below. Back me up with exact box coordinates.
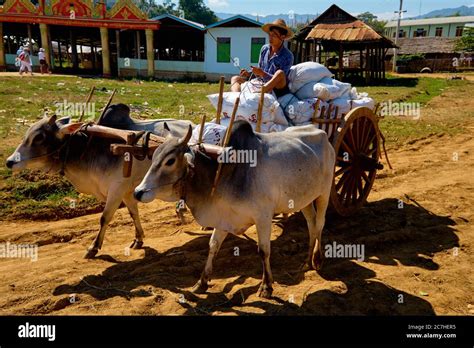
[392,0,407,72]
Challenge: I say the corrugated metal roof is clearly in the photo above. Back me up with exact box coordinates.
[306,20,384,41]
[386,16,474,28]
[152,14,205,30]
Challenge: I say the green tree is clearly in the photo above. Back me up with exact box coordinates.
[178,0,218,25]
[455,27,474,52]
[136,0,180,18]
[357,11,387,35]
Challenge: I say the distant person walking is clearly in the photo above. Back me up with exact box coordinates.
[15,46,23,69]
[38,48,49,74]
[18,47,33,76]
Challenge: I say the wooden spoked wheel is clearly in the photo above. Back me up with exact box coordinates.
[330,107,382,216]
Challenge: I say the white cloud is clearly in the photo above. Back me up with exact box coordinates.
[208,0,229,8]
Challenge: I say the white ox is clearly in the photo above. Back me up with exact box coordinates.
[134,120,335,298]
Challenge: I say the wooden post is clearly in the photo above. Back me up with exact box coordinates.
[211,97,240,196]
[27,24,33,54]
[215,76,225,124]
[145,29,154,78]
[116,30,121,77]
[100,27,111,77]
[338,43,343,81]
[365,45,370,85]
[136,30,141,76]
[47,25,54,70]
[256,88,265,132]
[318,42,322,63]
[311,99,321,123]
[0,23,5,71]
[57,40,63,68]
[70,30,78,69]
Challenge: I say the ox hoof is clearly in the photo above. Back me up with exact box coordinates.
[191,280,208,294]
[130,240,144,249]
[84,248,98,259]
[257,284,273,299]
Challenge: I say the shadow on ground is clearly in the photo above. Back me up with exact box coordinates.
[53,198,457,315]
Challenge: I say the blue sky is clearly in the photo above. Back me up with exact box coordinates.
[201,0,473,20]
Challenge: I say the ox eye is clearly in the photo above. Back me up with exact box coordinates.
[33,134,45,144]
[165,158,175,166]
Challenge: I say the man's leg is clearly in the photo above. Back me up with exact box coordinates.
[230,75,245,92]
[262,69,287,93]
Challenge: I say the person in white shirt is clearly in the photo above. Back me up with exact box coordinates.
[18,47,33,76]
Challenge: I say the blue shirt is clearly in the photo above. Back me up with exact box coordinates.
[258,44,294,83]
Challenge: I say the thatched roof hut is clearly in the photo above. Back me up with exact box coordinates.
[291,4,397,84]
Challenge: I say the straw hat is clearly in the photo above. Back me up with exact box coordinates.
[262,19,294,40]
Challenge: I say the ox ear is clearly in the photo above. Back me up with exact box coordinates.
[184,152,195,169]
[178,125,192,147]
[56,116,71,127]
[56,122,82,140]
[162,122,171,138]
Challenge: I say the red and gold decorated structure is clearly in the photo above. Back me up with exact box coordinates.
[0,0,160,76]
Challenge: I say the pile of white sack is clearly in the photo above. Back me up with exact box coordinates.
[201,62,375,145]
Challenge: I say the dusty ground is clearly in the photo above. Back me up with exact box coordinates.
[0,85,473,316]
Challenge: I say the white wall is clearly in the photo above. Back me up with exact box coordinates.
[204,27,267,75]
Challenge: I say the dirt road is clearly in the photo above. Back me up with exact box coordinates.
[0,86,473,315]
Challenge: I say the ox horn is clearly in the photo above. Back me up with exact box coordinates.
[162,122,172,138]
[47,114,57,126]
[179,125,192,147]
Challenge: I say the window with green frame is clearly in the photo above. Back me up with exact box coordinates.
[217,37,231,63]
[251,38,265,64]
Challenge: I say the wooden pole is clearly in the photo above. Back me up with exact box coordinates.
[97,88,117,124]
[78,86,96,122]
[311,99,321,123]
[365,45,370,85]
[256,88,265,132]
[338,43,343,81]
[197,115,206,143]
[215,76,225,124]
[116,30,121,77]
[211,97,240,196]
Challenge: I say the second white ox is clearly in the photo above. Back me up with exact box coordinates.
[134,121,335,298]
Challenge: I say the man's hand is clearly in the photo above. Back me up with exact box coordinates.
[251,66,266,78]
[240,69,250,78]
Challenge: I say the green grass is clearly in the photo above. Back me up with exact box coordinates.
[362,76,471,146]
[0,74,471,220]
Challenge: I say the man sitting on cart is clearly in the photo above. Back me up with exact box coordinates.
[231,19,294,97]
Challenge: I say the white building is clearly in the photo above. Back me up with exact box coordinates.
[204,15,268,79]
[132,14,268,81]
